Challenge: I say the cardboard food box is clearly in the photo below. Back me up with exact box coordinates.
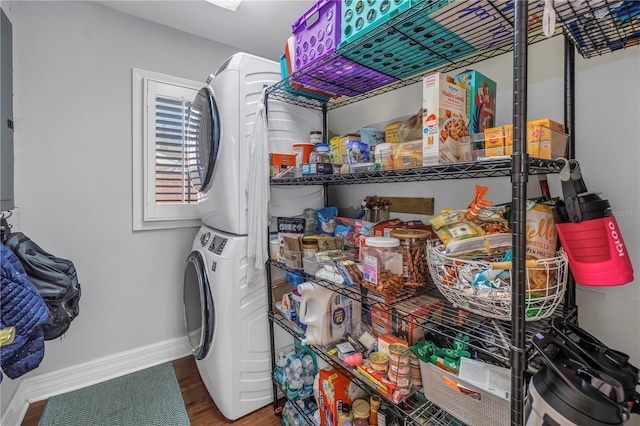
[339,134,361,165]
[369,306,393,337]
[373,219,404,237]
[423,72,470,165]
[318,368,354,426]
[377,333,409,358]
[392,295,445,346]
[483,126,508,157]
[455,70,497,135]
[385,121,401,143]
[527,119,566,159]
[484,120,566,159]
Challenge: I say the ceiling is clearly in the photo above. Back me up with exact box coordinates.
[92,0,314,61]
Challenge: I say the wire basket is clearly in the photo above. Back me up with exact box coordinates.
[427,242,568,321]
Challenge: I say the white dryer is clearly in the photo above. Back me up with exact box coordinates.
[189,52,323,234]
[183,225,274,420]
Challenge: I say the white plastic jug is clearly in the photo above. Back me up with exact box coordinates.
[297,282,359,346]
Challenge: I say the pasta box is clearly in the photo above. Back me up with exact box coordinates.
[422,72,470,165]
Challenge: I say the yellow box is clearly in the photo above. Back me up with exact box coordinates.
[527,119,566,159]
[329,136,341,164]
[385,121,401,143]
[483,126,506,157]
[496,121,566,159]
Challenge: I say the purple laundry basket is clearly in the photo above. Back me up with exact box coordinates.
[292,0,342,72]
[292,56,396,97]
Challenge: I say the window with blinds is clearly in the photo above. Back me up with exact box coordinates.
[154,97,201,205]
[133,68,203,230]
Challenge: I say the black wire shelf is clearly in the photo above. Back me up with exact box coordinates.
[270,311,456,426]
[269,157,563,185]
[266,0,639,111]
[272,379,316,426]
[269,260,576,366]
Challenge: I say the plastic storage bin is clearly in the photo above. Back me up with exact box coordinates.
[279,54,332,102]
[392,140,422,169]
[292,0,342,71]
[341,0,482,80]
[303,250,355,283]
[420,361,509,426]
[292,55,397,97]
[340,0,415,47]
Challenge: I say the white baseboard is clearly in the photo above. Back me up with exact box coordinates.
[2,337,192,426]
[1,382,29,426]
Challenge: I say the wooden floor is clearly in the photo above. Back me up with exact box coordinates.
[21,356,282,426]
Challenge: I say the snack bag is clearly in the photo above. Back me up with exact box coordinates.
[430,208,511,256]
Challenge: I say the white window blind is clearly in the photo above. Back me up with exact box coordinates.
[154,96,201,205]
[133,69,204,230]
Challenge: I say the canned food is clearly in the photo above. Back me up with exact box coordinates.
[369,351,389,373]
[388,343,410,364]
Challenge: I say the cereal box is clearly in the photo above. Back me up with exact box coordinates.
[422,72,470,165]
[455,70,497,135]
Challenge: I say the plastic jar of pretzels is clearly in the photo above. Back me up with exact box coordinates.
[361,237,404,293]
[390,229,430,288]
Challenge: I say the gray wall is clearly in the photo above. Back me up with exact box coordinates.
[2,0,237,413]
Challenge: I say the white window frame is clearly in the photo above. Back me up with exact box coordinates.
[132,68,203,231]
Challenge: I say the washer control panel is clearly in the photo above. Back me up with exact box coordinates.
[200,231,211,247]
[209,235,227,255]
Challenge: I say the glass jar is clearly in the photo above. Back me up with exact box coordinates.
[361,237,404,293]
[309,130,323,144]
[302,235,318,258]
[389,229,430,287]
[352,399,370,426]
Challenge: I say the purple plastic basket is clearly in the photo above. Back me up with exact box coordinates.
[292,0,342,71]
[292,56,396,97]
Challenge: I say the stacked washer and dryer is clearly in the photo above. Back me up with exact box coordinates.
[182,53,323,421]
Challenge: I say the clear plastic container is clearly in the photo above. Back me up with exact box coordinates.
[390,229,430,287]
[361,237,404,293]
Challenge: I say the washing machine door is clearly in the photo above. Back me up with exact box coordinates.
[183,251,215,360]
[189,86,220,194]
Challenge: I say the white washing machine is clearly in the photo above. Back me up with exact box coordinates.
[184,52,325,420]
[184,225,288,420]
[190,52,324,235]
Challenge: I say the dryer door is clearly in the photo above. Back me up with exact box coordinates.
[189,86,220,194]
[183,251,214,360]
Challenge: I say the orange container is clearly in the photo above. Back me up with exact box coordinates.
[271,153,296,166]
[293,142,314,165]
[271,153,296,178]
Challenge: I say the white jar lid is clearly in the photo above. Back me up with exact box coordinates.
[365,237,400,247]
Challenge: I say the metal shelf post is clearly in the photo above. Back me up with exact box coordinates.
[511,1,529,425]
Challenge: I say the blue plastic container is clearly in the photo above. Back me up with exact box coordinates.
[340,0,415,47]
